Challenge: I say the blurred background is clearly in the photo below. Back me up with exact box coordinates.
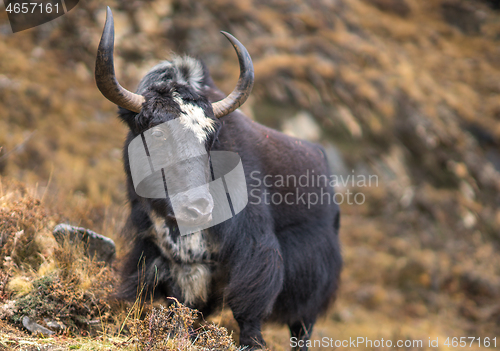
[0,0,499,349]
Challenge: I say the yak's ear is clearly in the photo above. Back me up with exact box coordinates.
[118,106,141,133]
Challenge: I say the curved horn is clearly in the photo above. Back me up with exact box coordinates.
[212,32,254,118]
[95,7,145,113]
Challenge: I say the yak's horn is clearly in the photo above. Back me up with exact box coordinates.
[212,32,254,118]
[95,7,145,113]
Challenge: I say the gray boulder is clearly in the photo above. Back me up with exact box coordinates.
[22,316,54,337]
[52,224,116,264]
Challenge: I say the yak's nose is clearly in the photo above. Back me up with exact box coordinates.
[177,194,214,226]
[184,197,212,219]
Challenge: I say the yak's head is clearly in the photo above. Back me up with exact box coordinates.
[95,7,253,232]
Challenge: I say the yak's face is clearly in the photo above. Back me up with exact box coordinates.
[95,7,254,232]
[123,59,222,229]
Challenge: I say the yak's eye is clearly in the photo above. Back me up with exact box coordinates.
[152,130,165,138]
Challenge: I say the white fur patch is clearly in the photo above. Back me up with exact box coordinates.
[172,92,216,143]
[136,56,213,143]
[167,230,208,263]
[151,213,212,262]
[150,213,217,305]
[171,263,211,305]
[171,55,205,93]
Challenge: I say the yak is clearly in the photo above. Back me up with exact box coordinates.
[95,7,342,350]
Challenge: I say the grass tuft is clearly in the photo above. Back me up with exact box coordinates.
[129,299,239,351]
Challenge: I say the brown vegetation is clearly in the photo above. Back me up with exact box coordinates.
[130,300,238,351]
[0,181,239,350]
[0,180,117,335]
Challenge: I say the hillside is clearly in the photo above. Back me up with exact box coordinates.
[0,0,499,349]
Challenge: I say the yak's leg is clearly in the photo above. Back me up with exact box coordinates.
[224,232,284,349]
[289,320,314,351]
[235,318,265,349]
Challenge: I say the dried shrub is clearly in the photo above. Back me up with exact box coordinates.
[0,179,119,335]
[6,235,119,335]
[0,271,8,302]
[130,300,238,351]
[0,184,47,272]
[11,265,115,334]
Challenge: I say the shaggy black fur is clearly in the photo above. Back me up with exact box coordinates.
[117,59,342,351]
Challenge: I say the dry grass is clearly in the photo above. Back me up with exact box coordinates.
[129,299,239,351]
[0,180,240,350]
[0,179,120,336]
[0,180,48,273]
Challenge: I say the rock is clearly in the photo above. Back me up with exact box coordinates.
[22,316,54,337]
[52,224,116,264]
[282,111,321,141]
[43,318,66,331]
